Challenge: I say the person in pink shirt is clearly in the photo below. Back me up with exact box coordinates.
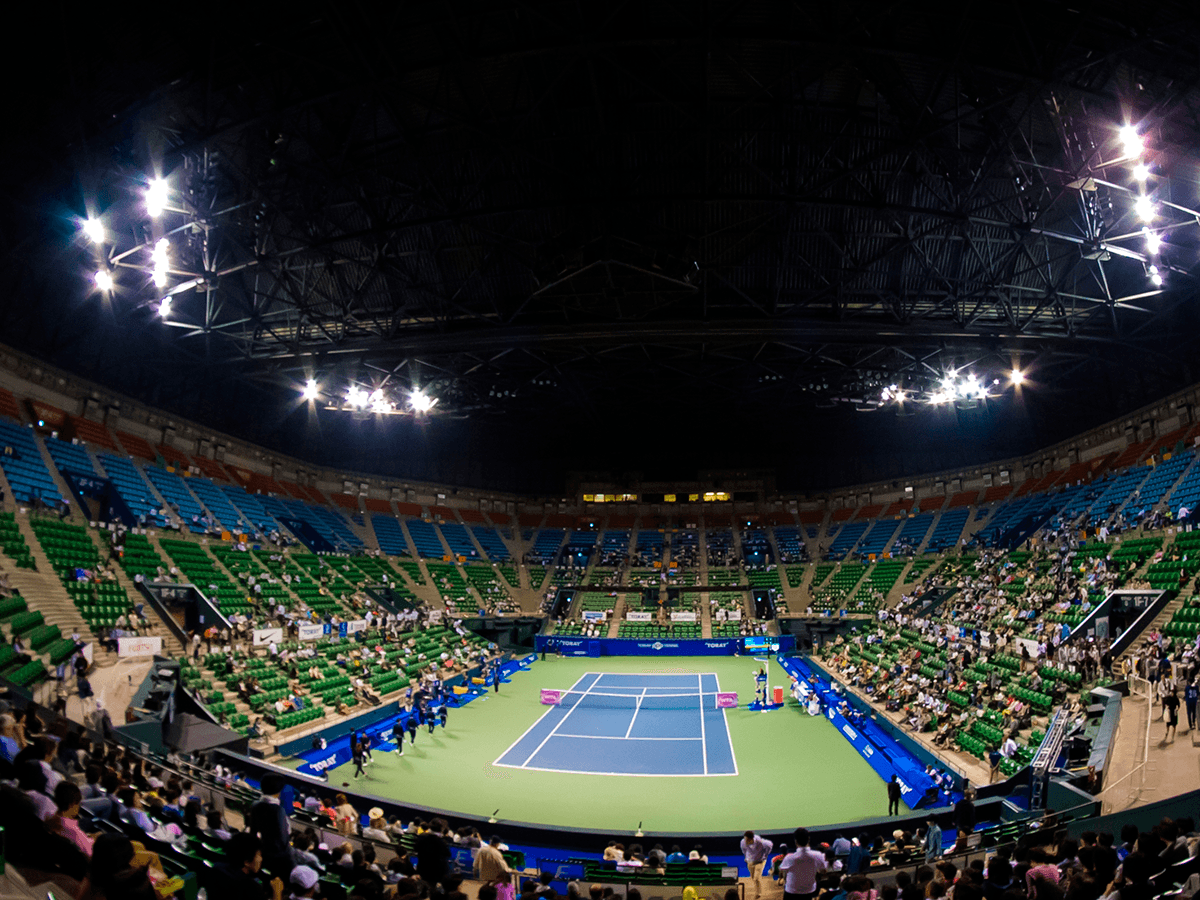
[50,781,96,857]
[1024,848,1060,899]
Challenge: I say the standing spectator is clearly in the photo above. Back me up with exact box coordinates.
[779,828,826,900]
[477,834,513,886]
[887,775,902,816]
[741,830,774,899]
[955,791,977,839]
[334,793,358,836]
[923,817,943,862]
[1186,681,1198,732]
[414,818,453,890]
[249,774,293,879]
[1164,689,1180,741]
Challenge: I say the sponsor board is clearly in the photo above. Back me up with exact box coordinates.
[117,636,162,658]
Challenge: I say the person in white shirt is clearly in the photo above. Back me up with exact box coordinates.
[1001,734,1019,761]
[779,828,827,900]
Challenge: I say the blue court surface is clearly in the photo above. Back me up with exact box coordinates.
[494,672,737,776]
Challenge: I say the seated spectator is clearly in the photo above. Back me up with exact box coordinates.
[77,834,156,900]
[206,809,234,843]
[48,781,95,858]
[18,759,57,821]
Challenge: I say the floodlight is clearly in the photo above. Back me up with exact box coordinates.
[1119,124,1143,157]
[152,269,167,288]
[1010,369,1025,386]
[368,389,395,414]
[94,270,113,291]
[158,297,172,317]
[411,390,437,413]
[302,379,319,401]
[1143,228,1162,254]
[1150,271,1164,287]
[1132,163,1150,182]
[1134,195,1155,222]
[83,218,105,243]
[346,386,369,408]
[146,178,168,217]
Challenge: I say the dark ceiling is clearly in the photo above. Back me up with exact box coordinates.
[4,1,1200,493]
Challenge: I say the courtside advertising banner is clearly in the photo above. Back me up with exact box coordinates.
[117,636,162,657]
[346,619,368,635]
[298,623,324,641]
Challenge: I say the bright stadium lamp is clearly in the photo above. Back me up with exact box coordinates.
[1119,124,1143,158]
[346,386,369,408]
[1010,368,1025,386]
[369,389,395,414]
[94,269,113,292]
[302,379,319,401]
[158,296,172,317]
[1132,163,1150,182]
[1143,228,1162,254]
[146,178,168,217]
[1135,195,1155,222]
[83,218,105,243]
[410,389,437,413]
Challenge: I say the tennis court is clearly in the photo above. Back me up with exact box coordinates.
[285,657,890,832]
[494,672,737,776]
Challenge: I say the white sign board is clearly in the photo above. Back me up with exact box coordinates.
[670,611,698,622]
[582,610,606,621]
[346,619,368,635]
[625,611,652,621]
[117,636,162,658]
[253,627,283,646]
[298,623,324,642]
[727,609,742,621]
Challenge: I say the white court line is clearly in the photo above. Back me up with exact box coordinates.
[718,671,740,776]
[624,688,647,739]
[698,671,708,774]
[491,762,737,777]
[554,734,700,741]
[519,673,600,767]
[491,672,593,765]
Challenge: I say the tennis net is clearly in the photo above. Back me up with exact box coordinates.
[541,688,737,710]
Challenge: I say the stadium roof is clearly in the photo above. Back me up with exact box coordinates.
[4,2,1200,492]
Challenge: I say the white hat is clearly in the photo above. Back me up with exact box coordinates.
[291,866,319,890]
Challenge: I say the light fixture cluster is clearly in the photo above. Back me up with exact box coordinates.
[81,174,180,308]
[299,378,439,416]
[1118,124,1167,285]
[876,368,1025,408]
